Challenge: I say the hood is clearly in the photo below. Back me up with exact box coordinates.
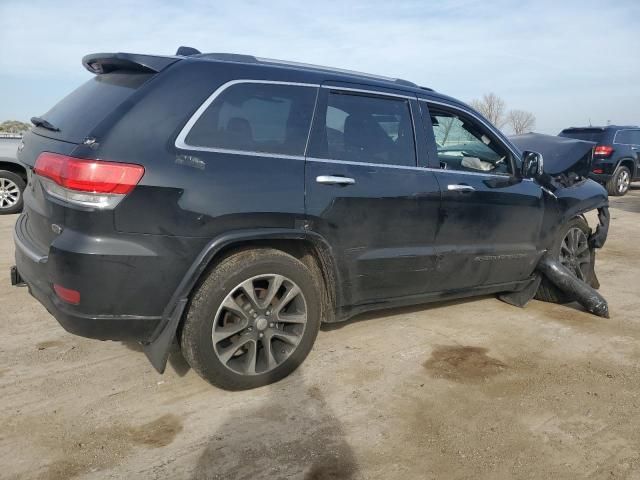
[509,133,594,177]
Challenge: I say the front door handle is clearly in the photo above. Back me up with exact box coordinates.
[447,184,475,192]
[316,175,356,186]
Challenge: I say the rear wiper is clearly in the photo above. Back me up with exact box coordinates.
[30,116,60,132]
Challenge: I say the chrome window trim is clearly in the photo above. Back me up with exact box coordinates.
[305,157,531,179]
[321,84,415,100]
[307,157,423,171]
[175,79,320,153]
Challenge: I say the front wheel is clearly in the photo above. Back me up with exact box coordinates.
[180,248,322,390]
[606,166,631,196]
[535,217,594,304]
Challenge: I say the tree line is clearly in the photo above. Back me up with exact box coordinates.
[0,120,31,134]
[470,93,535,135]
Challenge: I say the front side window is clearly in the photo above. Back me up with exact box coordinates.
[309,91,416,167]
[615,129,640,146]
[185,83,317,156]
[426,104,512,175]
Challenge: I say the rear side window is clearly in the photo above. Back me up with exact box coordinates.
[559,129,605,143]
[308,91,416,167]
[185,83,317,156]
[37,72,153,144]
[615,129,640,145]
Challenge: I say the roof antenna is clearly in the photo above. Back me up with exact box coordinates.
[176,46,201,56]
[588,118,592,126]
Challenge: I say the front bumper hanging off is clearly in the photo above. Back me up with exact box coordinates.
[500,206,611,317]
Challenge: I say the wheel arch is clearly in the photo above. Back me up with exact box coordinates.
[0,160,27,181]
[617,158,636,178]
[142,228,340,373]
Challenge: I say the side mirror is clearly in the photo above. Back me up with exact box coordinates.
[521,150,544,178]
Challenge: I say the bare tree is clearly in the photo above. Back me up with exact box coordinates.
[507,109,536,135]
[470,93,507,128]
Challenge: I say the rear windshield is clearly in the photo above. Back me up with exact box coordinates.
[559,129,605,143]
[35,72,153,143]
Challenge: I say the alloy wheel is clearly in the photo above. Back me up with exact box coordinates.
[0,178,20,209]
[617,169,630,194]
[212,274,308,376]
[559,227,591,281]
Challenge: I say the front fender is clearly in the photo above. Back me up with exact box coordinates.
[555,179,608,222]
[540,179,608,250]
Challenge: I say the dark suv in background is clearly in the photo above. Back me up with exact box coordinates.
[559,126,640,196]
[12,48,609,390]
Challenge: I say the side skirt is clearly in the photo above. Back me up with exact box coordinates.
[335,278,536,322]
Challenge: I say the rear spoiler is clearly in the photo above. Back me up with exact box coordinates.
[82,52,180,74]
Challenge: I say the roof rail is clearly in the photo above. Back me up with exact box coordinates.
[195,53,418,87]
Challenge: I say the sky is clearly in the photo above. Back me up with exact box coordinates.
[1,0,638,134]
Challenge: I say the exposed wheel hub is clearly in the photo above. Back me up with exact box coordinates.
[559,227,591,281]
[255,316,268,331]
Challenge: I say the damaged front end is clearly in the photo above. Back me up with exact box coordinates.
[503,134,610,317]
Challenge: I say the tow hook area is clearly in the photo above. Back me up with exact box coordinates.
[10,266,26,287]
[537,254,609,318]
[500,206,611,317]
[536,206,611,318]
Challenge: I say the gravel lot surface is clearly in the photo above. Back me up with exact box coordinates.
[1,187,639,479]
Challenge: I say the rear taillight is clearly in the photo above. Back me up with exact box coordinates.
[34,152,144,208]
[592,167,604,174]
[593,145,614,158]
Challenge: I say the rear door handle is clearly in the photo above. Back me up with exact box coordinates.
[447,184,475,192]
[316,175,356,185]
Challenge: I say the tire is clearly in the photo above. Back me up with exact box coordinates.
[606,165,631,196]
[0,170,25,215]
[180,248,322,390]
[535,217,593,304]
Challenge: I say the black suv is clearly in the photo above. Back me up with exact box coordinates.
[0,138,27,214]
[559,126,640,196]
[12,49,609,390]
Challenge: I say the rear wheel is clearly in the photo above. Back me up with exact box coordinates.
[536,217,593,304]
[180,248,322,390]
[606,166,631,196]
[0,170,25,215]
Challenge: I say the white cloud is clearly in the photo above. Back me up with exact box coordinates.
[1,0,638,132]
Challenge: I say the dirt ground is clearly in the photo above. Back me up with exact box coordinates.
[1,187,640,480]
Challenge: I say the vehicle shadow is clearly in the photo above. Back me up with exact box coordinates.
[190,370,358,479]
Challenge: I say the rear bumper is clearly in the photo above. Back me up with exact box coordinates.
[588,173,611,183]
[12,212,200,342]
[20,266,161,341]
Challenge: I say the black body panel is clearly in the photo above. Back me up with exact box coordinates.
[12,51,609,368]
